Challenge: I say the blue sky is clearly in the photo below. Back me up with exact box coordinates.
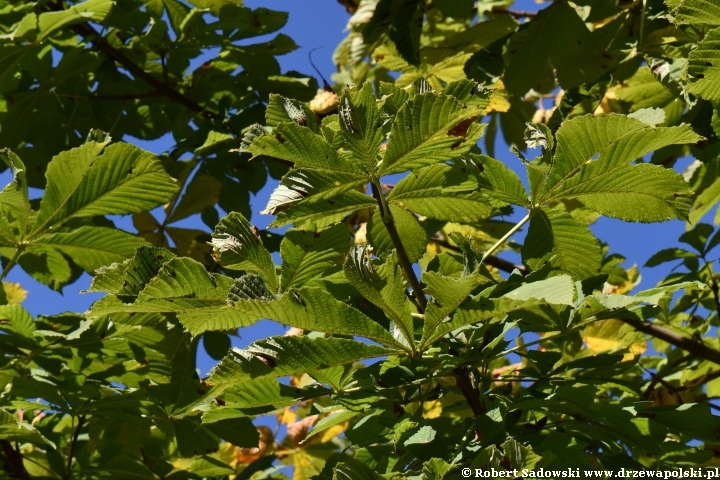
[0,0,704,375]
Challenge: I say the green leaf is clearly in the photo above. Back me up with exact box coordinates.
[344,246,416,348]
[538,114,702,201]
[89,257,261,335]
[0,149,31,239]
[522,208,602,279]
[686,28,720,101]
[503,1,590,95]
[188,456,236,476]
[266,93,319,133]
[246,121,363,175]
[280,224,349,291]
[31,142,178,237]
[380,91,486,175]
[339,82,385,174]
[203,416,259,448]
[207,336,391,393]
[37,0,114,41]
[210,212,278,291]
[304,410,359,443]
[367,204,427,263]
[387,163,493,222]
[504,275,575,306]
[423,297,536,347]
[0,304,36,350]
[420,271,487,347]
[33,227,147,273]
[166,174,222,224]
[472,153,529,207]
[221,286,403,348]
[270,189,376,228]
[672,0,720,24]
[203,378,329,418]
[18,247,72,291]
[542,163,693,222]
[645,248,697,267]
[87,246,176,295]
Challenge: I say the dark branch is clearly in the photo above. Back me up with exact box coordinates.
[336,0,358,14]
[495,9,537,18]
[621,317,720,366]
[430,237,528,275]
[371,182,427,312]
[89,92,164,100]
[0,440,30,480]
[45,1,217,118]
[64,415,85,480]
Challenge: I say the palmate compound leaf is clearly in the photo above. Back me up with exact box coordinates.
[266,93,319,133]
[366,203,428,262]
[219,285,405,349]
[542,162,694,223]
[672,0,720,25]
[343,245,415,348]
[86,245,176,295]
[537,114,703,207]
[422,295,544,347]
[339,82,385,175]
[206,336,392,395]
[379,89,487,176]
[522,208,603,280]
[29,140,179,237]
[32,226,147,274]
[88,256,263,334]
[210,212,278,291]
[386,163,493,223]
[202,378,331,421]
[419,270,493,349]
[686,27,720,101]
[471,153,530,207]
[280,223,350,292]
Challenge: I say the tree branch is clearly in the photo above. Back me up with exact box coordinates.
[64,415,85,480]
[0,440,30,480]
[371,181,427,312]
[621,317,720,366]
[430,237,527,275]
[45,1,216,118]
[494,9,537,18]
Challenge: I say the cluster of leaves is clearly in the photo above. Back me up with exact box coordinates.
[0,0,317,265]
[6,0,720,478]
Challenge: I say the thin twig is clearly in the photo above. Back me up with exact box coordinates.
[64,415,86,480]
[494,9,537,18]
[431,237,527,275]
[1,247,23,280]
[481,212,531,262]
[45,1,216,119]
[621,317,720,366]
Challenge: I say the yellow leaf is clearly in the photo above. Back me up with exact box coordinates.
[582,319,646,361]
[486,86,511,113]
[292,449,324,480]
[318,421,350,443]
[422,399,442,419]
[2,282,26,304]
[278,408,297,425]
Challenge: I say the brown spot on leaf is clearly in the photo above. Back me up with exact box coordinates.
[447,117,478,138]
